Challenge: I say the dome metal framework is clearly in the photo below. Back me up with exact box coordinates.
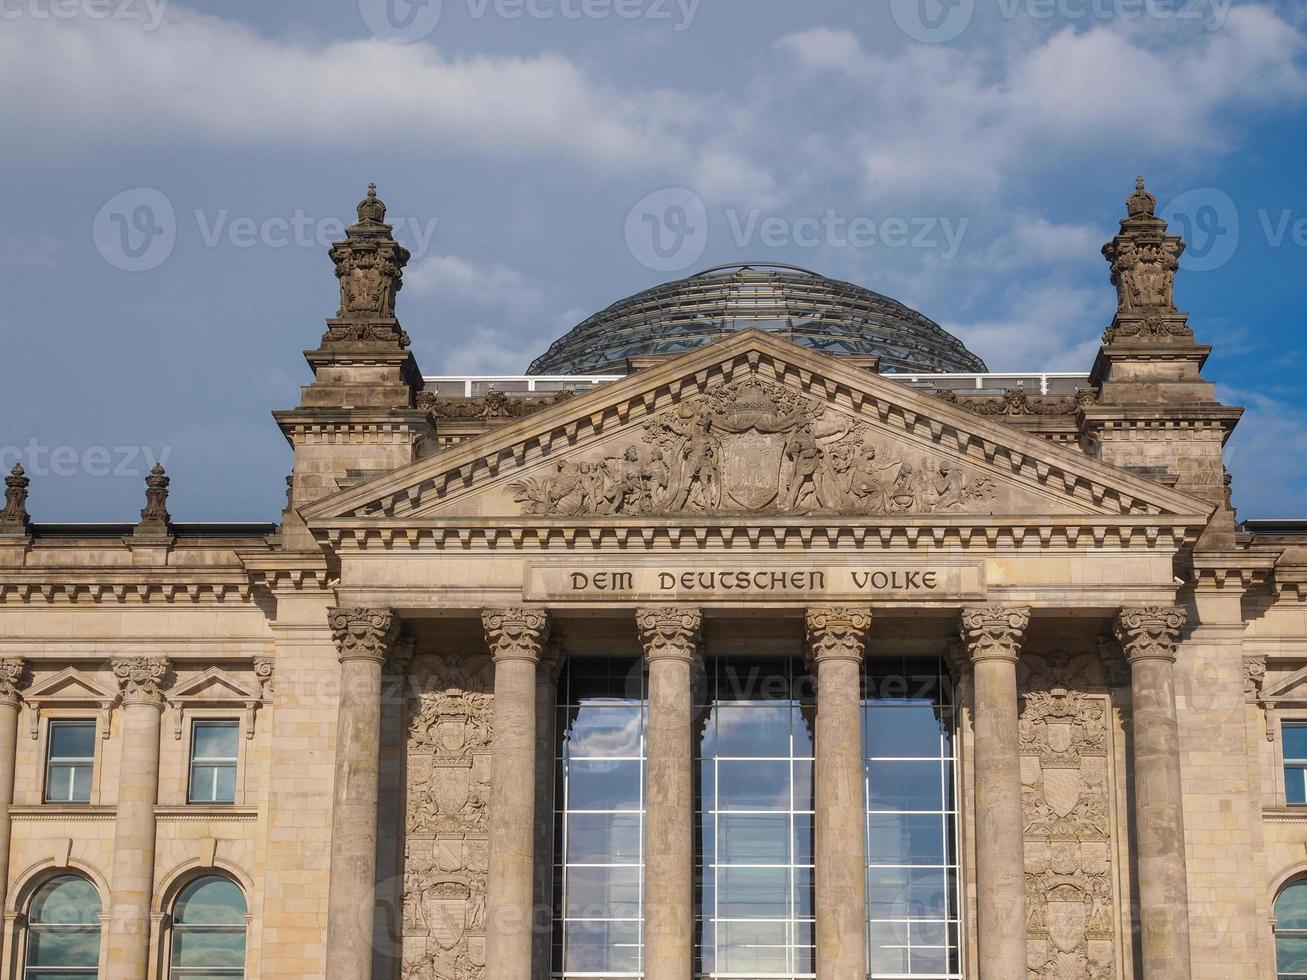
[526,263,987,376]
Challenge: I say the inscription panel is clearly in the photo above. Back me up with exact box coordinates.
[524,561,985,602]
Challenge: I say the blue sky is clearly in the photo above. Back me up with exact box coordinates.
[1,0,1305,521]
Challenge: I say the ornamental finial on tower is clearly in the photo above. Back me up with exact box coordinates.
[135,463,171,536]
[357,182,387,226]
[324,183,412,343]
[1100,175,1191,344]
[0,464,31,535]
[1126,176,1156,218]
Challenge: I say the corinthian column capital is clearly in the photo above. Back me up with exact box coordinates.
[804,606,872,665]
[1115,605,1187,664]
[960,605,1030,664]
[0,659,24,707]
[328,607,400,664]
[111,656,170,705]
[637,606,702,662]
[482,606,550,663]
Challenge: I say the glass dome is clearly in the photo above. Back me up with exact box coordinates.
[526,263,987,376]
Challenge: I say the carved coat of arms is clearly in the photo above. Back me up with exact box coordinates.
[508,374,997,517]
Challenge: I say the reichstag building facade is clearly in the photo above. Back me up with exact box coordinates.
[0,179,1302,980]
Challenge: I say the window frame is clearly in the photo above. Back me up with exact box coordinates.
[167,874,248,979]
[43,718,98,805]
[23,873,103,979]
[186,719,241,805]
[1285,721,1307,807]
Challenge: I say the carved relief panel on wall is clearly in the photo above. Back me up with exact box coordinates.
[402,653,494,980]
[1019,653,1118,980]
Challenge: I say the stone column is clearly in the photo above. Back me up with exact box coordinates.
[960,605,1030,980]
[532,639,564,979]
[806,607,871,980]
[484,607,551,980]
[1116,606,1192,980]
[0,660,24,918]
[637,606,702,980]
[325,607,400,980]
[105,656,169,980]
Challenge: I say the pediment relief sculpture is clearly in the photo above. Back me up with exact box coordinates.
[508,375,998,517]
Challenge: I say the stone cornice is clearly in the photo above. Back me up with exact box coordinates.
[804,606,872,665]
[239,551,335,595]
[1190,552,1277,593]
[328,607,400,664]
[960,605,1030,663]
[1114,606,1187,664]
[0,574,255,606]
[482,607,550,663]
[312,514,1204,555]
[636,606,702,662]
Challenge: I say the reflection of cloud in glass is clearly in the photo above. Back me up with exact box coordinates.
[566,705,642,757]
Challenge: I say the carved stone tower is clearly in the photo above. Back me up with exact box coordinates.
[274,185,436,549]
[1081,177,1242,545]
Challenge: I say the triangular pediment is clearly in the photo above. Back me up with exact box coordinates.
[304,330,1212,527]
[25,668,116,704]
[166,668,261,704]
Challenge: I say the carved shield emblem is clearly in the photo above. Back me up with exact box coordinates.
[436,713,469,756]
[723,431,784,509]
[1041,767,1083,818]
[1046,898,1089,954]
[433,765,471,817]
[428,881,470,952]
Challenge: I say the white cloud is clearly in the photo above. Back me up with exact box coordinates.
[1221,389,1307,518]
[0,8,700,169]
[942,284,1106,372]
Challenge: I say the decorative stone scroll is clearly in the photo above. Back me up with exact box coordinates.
[960,605,1031,662]
[636,606,702,661]
[481,607,550,663]
[328,607,400,663]
[1020,652,1117,980]
[402,653,494,980]
[804,606,872,665]
[1113,606,1186,663]
[1244,655,1275,742]
[111,656,170,704]
[0,659,24,707]
[508,374,996,517]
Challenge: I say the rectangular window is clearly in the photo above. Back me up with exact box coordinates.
[697,655,815,979]
[188,721,240,804]
[554,657,646,978]
[1285,723,1307,805]
[865,656,962,979]
[45,720,96,804]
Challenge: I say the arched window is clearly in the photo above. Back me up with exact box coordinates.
[1278,879,1307,979]
[170,876,247,978]
[24,874,102,978]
